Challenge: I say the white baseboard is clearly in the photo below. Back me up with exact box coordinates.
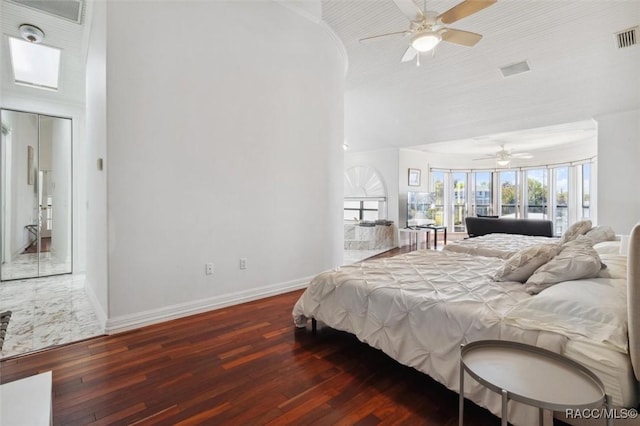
[82,275,107,331]
[104,275,313,334]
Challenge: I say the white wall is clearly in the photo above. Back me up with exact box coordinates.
[596,108,640,234]
[101,0,344,327]
[85,0,108,326]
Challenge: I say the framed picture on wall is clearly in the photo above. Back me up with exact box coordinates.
[408,168,421,186]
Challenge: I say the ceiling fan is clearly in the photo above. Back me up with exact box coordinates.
[360,0,497,64]
[473,144,533,166]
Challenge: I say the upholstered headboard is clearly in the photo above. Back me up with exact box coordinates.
[628,222,640,381]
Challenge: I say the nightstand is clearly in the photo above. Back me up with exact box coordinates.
[459,340,611,426]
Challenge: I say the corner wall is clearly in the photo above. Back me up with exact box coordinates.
[103,1,345,327]
[596,108,640,234]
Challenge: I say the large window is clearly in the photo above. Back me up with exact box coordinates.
[499,171,518,218]
[343,200,379,221]
[525,169,548,219]
[554,167,569,235]
[473,172,493,216]
[430,171,445,225]
[582,163,591,218]
[452,172,467,232]
[430,159,595,236]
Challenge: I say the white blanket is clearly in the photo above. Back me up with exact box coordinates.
[443,233,558,258]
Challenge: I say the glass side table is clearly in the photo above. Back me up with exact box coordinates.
[459,340,611,426]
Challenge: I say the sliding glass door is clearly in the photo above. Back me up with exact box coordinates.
[0,109,72,281]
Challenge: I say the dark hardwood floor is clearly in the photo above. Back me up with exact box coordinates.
[1,247,506,425]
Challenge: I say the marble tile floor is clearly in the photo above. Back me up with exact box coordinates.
[1,252,71,281]
[0,274,103,359]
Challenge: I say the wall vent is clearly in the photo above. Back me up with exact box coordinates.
[499,60,531,78]
[615,27,637,48]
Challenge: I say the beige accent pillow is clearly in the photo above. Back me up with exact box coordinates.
[597,254,627,279]
[585,225,616,245]
[525,236,602,294]
[559,219,592,244]
[494,244,561,283]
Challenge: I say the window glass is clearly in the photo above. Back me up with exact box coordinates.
[554,167,569,235]
[499,171,518,218]
[473,172,493,216]
[525,169,548,219]
[582,163,591,218]
[431,171,445,225]
[452,172,467,232]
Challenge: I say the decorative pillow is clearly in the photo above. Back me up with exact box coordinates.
[593,240,621,255]
[559,219,592,244]
[597,254,627,279]
[504,278,628,353]
[524,236,602,294]
[494,244,561,283]
[585,225,616,245]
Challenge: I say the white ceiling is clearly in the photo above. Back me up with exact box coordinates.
[0,0,92,108]
[0,0,637,161]
[322,0,640,156]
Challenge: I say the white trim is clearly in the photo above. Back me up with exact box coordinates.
[83,275,107,330]
[273,0,349,76]
[104,275,313,334]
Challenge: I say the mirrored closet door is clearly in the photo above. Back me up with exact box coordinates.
[1,109,72,281]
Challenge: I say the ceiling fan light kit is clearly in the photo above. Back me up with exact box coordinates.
[411,30,441,52]
[360,0,497,63]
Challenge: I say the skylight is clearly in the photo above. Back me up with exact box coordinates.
[9,37,61,90]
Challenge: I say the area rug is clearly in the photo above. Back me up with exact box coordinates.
[0,311,12,351]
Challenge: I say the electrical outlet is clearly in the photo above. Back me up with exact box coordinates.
[239,258,247,270]
[205,263,214,275]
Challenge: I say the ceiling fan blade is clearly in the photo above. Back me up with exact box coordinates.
[437,0,497,25]
[392,0,425,22]
[400,46,417,62]
[359,30,409,43]
[441,28,483,47]
[511,153,533,159]
[472,156,497,161]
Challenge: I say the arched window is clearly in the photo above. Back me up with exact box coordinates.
[344,166,387,221]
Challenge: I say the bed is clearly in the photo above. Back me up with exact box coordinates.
[292,222,640,425]
[443,223,617,259]
[443,233,558,258]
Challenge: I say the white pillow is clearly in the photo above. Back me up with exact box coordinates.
[598,254,627,279]
[524,236,602,294]
[494,244,561,283]
[585,225,616,245]
[559,219,592,244]
[593,240,621,255]
[504,278,628,353]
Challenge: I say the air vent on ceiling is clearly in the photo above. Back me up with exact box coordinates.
[499,60,531,78]
[10,0,84,24]
[615,27,638,48]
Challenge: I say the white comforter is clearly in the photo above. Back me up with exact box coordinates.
[443,233,558,258]
[293,249,632,424]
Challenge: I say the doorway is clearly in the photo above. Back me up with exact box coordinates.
[0,109,72,281]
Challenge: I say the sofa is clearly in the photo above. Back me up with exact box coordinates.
[465,216,554,238]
